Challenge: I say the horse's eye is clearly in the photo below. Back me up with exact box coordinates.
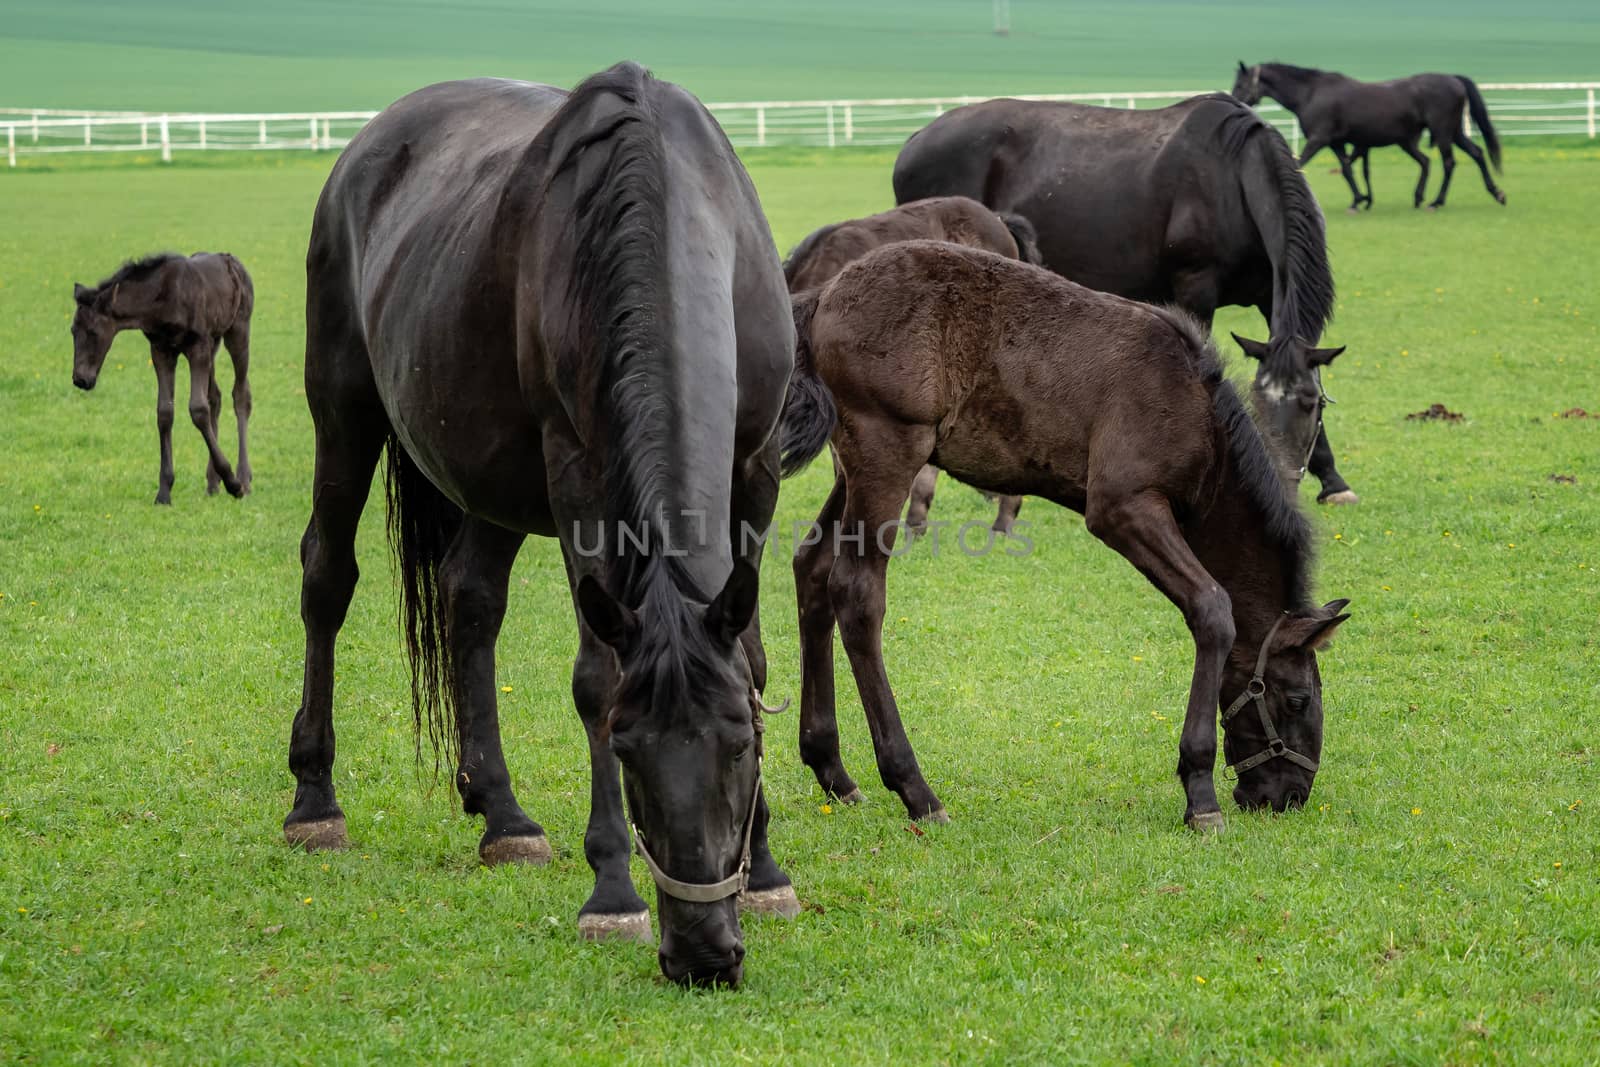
[731,736,755,763]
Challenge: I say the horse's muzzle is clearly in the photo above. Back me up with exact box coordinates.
[72,372,95,390]
[659,924,746,988]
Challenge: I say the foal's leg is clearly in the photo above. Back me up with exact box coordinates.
[1454,130,1506,205]
[992,493,1023,536]
[182,340,242,497]
[285,414,386,848]
[204,364,223,495]
[830,430,946,820]
[439,517,549,865]
[794,474,860,801]
[151,346,178,505]
[1428,137,1458,209]
[1401,134,1431,207]
[223,318,254,494]
[903,464,939,536]
[1084,488,1234,831]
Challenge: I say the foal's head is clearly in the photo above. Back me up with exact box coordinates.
[578,561,765,988]
[1221,601,1351,813]
[1231,62,1264,106]
[70,284,118,390]
[1232,333,1345,493]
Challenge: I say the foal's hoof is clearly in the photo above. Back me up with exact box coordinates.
[480,834,552,867]
[837,788,867,805]
[284,816,349,851]
[1318,490,1360,506]
[224,479,244,499]
[1186,811,1225,834]
[578,911,653,943]
[738,884,802,918]
[917,806,951,824]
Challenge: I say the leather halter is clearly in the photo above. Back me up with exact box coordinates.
[1295,369,1332,481]
[1221,614,1319,779]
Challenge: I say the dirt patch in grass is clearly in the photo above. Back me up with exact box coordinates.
[1406,403,1464,422]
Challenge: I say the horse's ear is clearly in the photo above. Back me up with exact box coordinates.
[1238,60,1248,73]
[704,560,759,647]
[577,576,638,652]
[1307,345,1346,367]
[1272,609,1352,653]
[1231,332,1270,360]
[1321,598,1352,616]
[74,283,93,305]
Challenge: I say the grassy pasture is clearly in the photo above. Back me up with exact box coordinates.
[1,138,1598,1063]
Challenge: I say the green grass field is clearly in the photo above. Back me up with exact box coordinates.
[2,136,1597,1062]
[4,0,1600,111]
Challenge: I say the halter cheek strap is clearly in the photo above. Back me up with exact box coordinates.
[1221,614,1320,779]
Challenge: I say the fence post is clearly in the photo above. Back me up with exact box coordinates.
[160,115,170,162]
[7,126,15,168]
[322,118,331,147]
[1589,88,1596,138]
[199,118,207,149]
[259,119,266,145]
[845,103,853,142]
[309,116,318,149]
[84,119,91,146]
[756,106,766,147]
[141,121,148,147]
[1126,96,1135,109]
[826,104,836,148]
[31,111,39,143]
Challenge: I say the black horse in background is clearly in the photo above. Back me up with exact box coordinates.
[893,94,1357,504]
[1232,62,1505,212]
[290,64,796,988]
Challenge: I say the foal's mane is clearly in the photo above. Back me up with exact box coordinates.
[94,252,181,291]
[1212,97,1336,378]
[1158,307,1315,609]
[539,61,737,713]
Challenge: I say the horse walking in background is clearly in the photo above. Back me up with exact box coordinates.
[1232,62,1505,212]
[893,94,1358,504]
[70,253,253,504]
[784,195,1035,534]
[290,64,796,987]
[780,241,1350,829]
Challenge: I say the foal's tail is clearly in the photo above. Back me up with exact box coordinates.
[1457,76,1502,172]
[998,211,1043,266]
[384,436,465,772]
[779,289,838,478]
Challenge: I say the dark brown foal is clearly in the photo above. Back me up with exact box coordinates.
[780,242,1350,829]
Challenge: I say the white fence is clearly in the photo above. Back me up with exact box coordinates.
[5,83,1597,167]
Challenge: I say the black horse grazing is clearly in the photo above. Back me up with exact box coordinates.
[1232,62,1505,212]
[784,195,1035,534]
[780,241,1351,829]
[288,65,796,988]
[71,252,253,503]
[893,94,1357,505]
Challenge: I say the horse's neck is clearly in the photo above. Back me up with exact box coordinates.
[1262,66,1320,112]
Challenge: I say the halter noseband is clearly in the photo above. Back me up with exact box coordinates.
[1294,369,1333,481]
[1221,614,1319,779]
[625,650,787,905]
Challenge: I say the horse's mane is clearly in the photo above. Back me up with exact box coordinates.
[1260,62,1330,83]
[539,61,734,715]
[94,252,181,291]
[783,222,841,288]
[1213,97,1336,377]
[1159,306,1314,608]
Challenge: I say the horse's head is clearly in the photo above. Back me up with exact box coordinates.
[1221,601,1350,813]
[70,283,116,390]
[1232,61,1264,106]
[577,561,766,988]
[1233,333,1345,493]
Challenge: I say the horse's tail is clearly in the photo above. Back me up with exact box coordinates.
[779,289,838,477]
[383,436,464,773]
[1457,76,1502,172]
[998,211,1042,265]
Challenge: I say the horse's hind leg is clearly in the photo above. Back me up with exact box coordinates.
[286,397,387,850]
[151,345,178,505]
[831,428,946,821]
[223,318,253,494]
[438,517,549,866]
[1428,137,1457,209]
[903,464,939,535]
[1330,143,1364,212]
[1401,134,1431,207]
[992,493,1023,535]
[1084,488,1234,831]
[1454,130,1505,205]
[1359,149,1374,209]
[794,473,860,802]
[181,339,242,497]
[204,367,222,495]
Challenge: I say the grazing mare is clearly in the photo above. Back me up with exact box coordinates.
[784,195,1036,534]
[290,65,795,987]
[892,94,1357,504]
[780,241,1350,829]
[70,253,253,503]
[1232,62,1505,212]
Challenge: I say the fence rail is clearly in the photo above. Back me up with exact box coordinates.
[5,84,1597,167]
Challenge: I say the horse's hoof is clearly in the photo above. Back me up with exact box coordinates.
[285,816,349,851]
[738,884,801,918]
[154,495,171,507]
[224,480,244,498]
[578,911,653,943]
[1426,204,1441,212]
[1318,490,1360,506]
[1496,192,1507,205]
[917,806,951,824]
[1186,811,1225,834]
[838,788,866,805]
[1346,207,1359,215]
[480,834,552,867]
[206,483,221,496]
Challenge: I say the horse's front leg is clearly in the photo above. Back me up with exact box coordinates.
[729,446,799,918]
[1309,425,1358,505]
[151,346,177,505]
[1085,488,1235,831]
[439,517,549,866]
[794,474,860,801]
[1329,143,1363,213]
[182,342,242,497]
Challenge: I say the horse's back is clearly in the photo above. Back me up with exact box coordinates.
[787,196,1015,291]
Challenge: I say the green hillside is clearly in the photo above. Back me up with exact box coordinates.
[2,0,1597,112]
